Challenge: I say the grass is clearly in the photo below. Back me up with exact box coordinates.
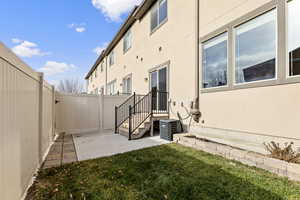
[27,144,300,200]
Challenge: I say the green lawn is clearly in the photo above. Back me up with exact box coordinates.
[27,144,300,200]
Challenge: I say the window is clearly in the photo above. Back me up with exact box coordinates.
[123,29,132,53]
[151,0,168,32]
[235,9,277,84]
[95,68,97,78]
[109,51,115,66]
[107,80,117,95]
[122,76,132,94]
[288,0,300,76]
[100,62,104,72]
[202,32,228,88]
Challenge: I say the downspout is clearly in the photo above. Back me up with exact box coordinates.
[191,0,201,122]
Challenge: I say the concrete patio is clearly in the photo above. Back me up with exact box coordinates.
[72,130,170,161]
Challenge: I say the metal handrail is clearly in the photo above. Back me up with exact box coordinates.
[115,90,169,140]
[117,93,134,109]
[128,91,152,140]
[115,92,136,134]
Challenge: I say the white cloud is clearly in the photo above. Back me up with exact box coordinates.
[12,38,22,44]
[93,42,108,55]
[75,27,86,33]
[91,0,142,22]
[11,39,49,58]
[68,23,86,33]
[38,61,76,76]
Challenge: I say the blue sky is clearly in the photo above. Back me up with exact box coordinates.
[0,0,141,86]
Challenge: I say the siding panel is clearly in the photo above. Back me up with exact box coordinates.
[0,42,54,200]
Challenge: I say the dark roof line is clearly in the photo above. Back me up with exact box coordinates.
[85,0,156,79]
[85,50,105,80]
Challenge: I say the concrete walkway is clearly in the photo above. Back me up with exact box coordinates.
[73,130,170,161]
[43,133,78,169]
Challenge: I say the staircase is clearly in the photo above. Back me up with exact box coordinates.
[119,117,152,140]
[115,90,169,140]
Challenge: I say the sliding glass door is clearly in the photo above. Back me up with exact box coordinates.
[150,67,168,111]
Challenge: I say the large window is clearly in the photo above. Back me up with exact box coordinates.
[123,29,132,53]
[107,80,117,95]
[235,9,277,84]
[202,32,228,88]
[288,0,300,76]
[109,51,115,66]
[151,0,168,32]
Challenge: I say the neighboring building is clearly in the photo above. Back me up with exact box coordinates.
[86,0,197,122]
[87,50,107,95]
[86,0,300,149]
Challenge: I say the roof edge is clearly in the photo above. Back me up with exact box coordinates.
[85,0,157,79]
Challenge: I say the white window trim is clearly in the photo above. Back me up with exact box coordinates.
[200,1,292,93]
[150,0,168,34]
[109,51,115,66]
[201,31,230,90]
[122,74,132,94]
[107,80,117,95]
[100,62,104,72]
[232,8,278,87]
[286,0,300,79]
[148,61,170,94]
[123,29,132,53]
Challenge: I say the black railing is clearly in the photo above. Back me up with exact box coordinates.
[128,91,152,140]
[115,90,169,140]
[152,90,169,114]
[115,92,143,134]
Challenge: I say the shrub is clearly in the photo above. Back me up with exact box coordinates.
[264,141,300,164]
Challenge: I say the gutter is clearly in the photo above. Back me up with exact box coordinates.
[191,0,201,122]
[85,50,105,79]
[85,0,156,80]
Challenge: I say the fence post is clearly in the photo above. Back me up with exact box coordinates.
[128,105,132,140]
[51,86,55,141]
[100,94,104,131]
[115,106,118,134]
[38,72,44,165]
[133,92,136,114]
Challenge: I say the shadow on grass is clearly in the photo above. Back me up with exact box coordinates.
[28,144,292,200]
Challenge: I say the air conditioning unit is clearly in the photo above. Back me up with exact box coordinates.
[160,119,182,141]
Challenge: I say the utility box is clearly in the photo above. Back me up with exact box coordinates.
[160,119,182,141]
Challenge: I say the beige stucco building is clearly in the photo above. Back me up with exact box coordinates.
[86,0,300,150]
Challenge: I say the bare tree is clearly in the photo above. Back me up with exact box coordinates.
[57,78,84,94]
